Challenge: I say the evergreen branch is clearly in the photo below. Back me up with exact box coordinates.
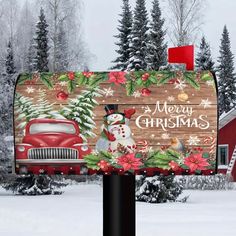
[184,72,200,90]
[40,73,53,89]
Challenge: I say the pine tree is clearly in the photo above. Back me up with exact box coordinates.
[146,0,167,70]
[128,0,149,70]
[14,93,39,129]
[54,24,69,72]
[26,39,37,73]
[3,174,67,195]
[15,91,64,129]
[136,175,183,203]
[35,8,49,72]
[196,36,215,71]
[61,88,102,141]
[111,0,132,70]
[5,41,16,75]
[217,26,236,115]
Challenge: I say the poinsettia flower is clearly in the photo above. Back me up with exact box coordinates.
[117,153,142,171]
[184,153,209,172]
[108,72,126,85]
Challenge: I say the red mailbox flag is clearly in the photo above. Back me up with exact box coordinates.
[168,45,194,71]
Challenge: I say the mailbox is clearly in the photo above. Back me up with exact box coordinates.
[14,71,218,175]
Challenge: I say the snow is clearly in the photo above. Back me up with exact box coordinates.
[0,184,236,236]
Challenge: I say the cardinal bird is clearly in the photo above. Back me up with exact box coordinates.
[170,138,186,153]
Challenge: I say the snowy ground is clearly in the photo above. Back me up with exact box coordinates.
[0,184,236,236]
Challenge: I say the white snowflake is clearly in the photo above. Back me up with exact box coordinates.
[133,91,141,98]
[167,96,175,102]
[102,87,114,97]
[187,136,200,145]
[174,80,187,90]
[161,133,170,139]
[59,81,67,86]
[26,86,35,94]
[206,80,214,87]
[200,98,212,109]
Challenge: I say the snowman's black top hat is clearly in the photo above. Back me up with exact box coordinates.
[104,104,124,117]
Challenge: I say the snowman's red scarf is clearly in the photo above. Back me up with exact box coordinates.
[105,120,125,126]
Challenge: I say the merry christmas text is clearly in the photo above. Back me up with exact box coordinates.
[135,101,210,131]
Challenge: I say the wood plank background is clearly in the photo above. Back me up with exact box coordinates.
[14,74,218,156]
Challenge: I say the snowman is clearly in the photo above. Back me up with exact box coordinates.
[96,104,136,155]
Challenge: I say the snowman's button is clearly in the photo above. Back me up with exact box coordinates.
[120,125,122,127]
[122,135,125,138]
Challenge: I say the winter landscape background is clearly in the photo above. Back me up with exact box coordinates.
[1,0,236,235]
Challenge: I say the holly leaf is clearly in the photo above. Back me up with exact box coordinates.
[181,164,189,170]
[195,170,202,174]
[18,74,32,84]
[67,80,75,93]
[77,76,88,86]
[58,74,68,81]
[149,76,158,84]
[99,151,113,160]
[201,72,213,81]
[89,74,106,87]
[184,72,200,90]
[126,80,136,96]
[156,72,175,86]
[136,78,143,86]
[40,73,53,89]
[202,152,210,159]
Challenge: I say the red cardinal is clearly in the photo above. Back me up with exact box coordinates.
[124,108,136,119]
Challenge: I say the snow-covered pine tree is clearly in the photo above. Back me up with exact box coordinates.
[35,89,65,119]
[61,88,102,141]
[34,8,49,72]
[111,0,132,71]
[127,0,149,71]
[217,26,236,115]
[196,36,215,71]
[54,23,69,72]
[3,174,67,195]
[26,39,37,73]
[5,40,16,76]
[15,91,64,129]
[146,0,167,70]
[14,93,39,129]
[136,175,183,203]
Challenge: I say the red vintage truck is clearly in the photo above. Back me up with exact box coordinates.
[15,119,91,175]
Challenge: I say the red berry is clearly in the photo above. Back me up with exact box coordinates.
[98,160,110,171]
[83,72,94,78]
[141,88,151,96]
[141,73,150,81]
[56,91,68,101]
[68,72,75,80]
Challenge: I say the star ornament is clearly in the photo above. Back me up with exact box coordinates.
[200,99,212,109]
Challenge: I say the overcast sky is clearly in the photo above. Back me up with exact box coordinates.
[83,0,236,71]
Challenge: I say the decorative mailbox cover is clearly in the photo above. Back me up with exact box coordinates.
[14,71,218,175]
